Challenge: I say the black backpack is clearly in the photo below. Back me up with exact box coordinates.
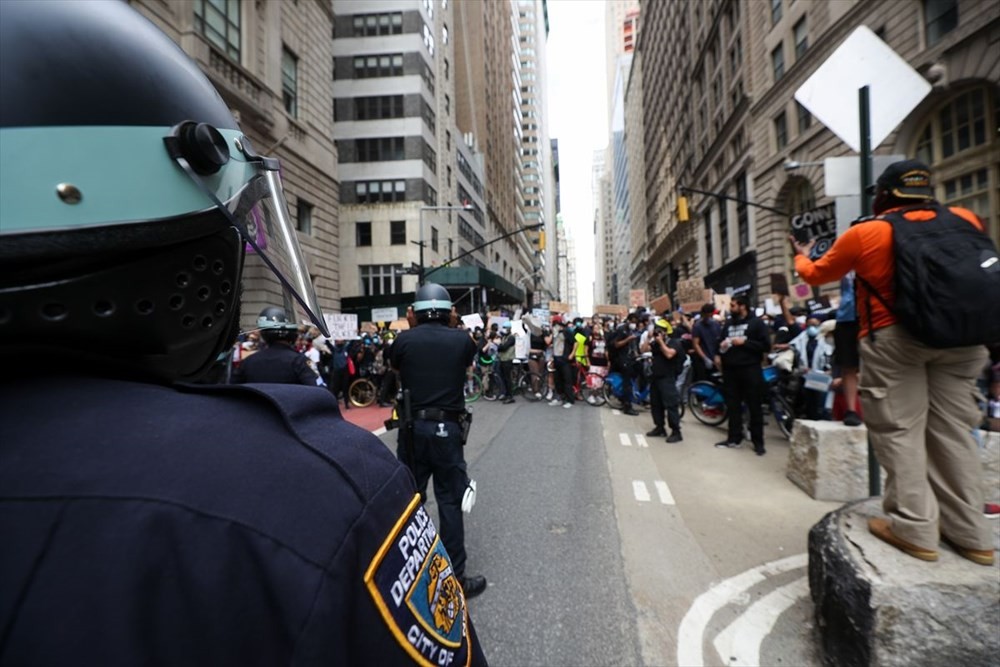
[855,202,1000,348]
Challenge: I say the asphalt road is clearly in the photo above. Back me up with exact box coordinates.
[378,397,842,667]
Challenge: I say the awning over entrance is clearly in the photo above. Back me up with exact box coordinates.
[339,266,524,323]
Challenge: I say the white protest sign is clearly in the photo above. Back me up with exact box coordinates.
[461,313,485,330]
[324,313,359,340]
[371,307,398,323]
[795,26,931,153]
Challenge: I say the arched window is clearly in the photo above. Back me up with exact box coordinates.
[909,85,999,242]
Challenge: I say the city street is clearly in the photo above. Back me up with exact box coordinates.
[370,399,842,667]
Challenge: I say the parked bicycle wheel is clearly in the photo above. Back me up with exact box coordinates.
[582,371,607,406]
[348,377,377,408]
[602,372,625,410]
[518,372,544,401]
[770,393,795,439]
[481,370,504,401]
[687,380,727,425]
[464,373,483,402]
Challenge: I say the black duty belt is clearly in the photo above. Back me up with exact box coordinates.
[414,408,464,423]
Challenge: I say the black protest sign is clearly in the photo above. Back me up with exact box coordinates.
[790,203,837,260]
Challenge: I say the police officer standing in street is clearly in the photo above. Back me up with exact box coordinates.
[390,283,489,599]
[0,2,487,664]
[231,306,320,385]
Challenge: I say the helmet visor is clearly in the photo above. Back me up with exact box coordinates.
[233,170,324,335]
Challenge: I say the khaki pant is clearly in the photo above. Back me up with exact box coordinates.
[860,325,990,551]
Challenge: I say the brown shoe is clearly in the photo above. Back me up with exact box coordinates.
[867,517,938,562]
[941,535,996,566]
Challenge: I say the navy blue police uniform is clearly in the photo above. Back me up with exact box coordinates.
[232,343,319,385]
[389,321,478,579]
[0,376,487,666]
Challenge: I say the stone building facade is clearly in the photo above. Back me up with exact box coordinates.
[630,0,999,309]
[130,0,340,328]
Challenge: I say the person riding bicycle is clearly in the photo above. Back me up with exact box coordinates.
[642,318,686,442]
[607,311,643,416]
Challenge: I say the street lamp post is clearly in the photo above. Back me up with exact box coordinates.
[417,204,474,284]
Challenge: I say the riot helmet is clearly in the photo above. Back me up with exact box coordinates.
[257,307,299,345]
[0,0,327,381]
[412,283,452,324]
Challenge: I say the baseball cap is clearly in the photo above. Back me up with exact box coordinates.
[866,159,934,200]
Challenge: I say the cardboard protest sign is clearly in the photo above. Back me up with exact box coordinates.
[676,278,706,306]
[389,319,410,331]
[461,313,485,330]
[629,289,647,307]
[713,293,732,314]
[792,283,812,299]
[649,294,672,315]
[371,307,399,323]
[548,301,569,313]
[595,304,628,317]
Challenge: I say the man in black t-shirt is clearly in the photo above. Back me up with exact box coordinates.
[643,318,686,442]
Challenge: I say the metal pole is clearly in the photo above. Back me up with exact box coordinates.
[859,85,881,498]
[418,208,425,284]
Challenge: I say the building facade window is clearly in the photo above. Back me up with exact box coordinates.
[355,95,404,120]
[774,111,788,150]
[704,206,714,270]
[797,101,812,134]
[431,227,439,252]
[355,180,406,204]
[422,141,437,172]
[360,264,403,296]
[390,220,407,245]
[356,221,372,246]
[771,44,784,81]
[357,137,405,161]
[771,0,782,25]
[282,47,298,118]
[194,0,240,61]
[352,12,403,37]
[296,198,313,234]
[442,23,449,45]
[924,0,958,46]
[794,16,808,59]
[943,168,990,219]
[353,54,404,78]
[422,23,435,56]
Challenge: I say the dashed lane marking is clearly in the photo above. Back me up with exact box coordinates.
[612,409,622,415]
[712,576,809,667]
[619,433,632,447]
[676,553,808,666]
[654,480,675,505]
[632,480,651,502]
[634,434,649,448]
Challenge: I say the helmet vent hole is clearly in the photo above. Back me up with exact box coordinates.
[193,255,208,271]
[201,316,214,329]
[176,272,191,288]
[181,314,195,328]
[169,295,185,310]
[214,301,227,315]
[93,300,115,317]
[219,281,232,295]
[211,259,225,274]
[42,303,69,321]
[135,300,155,315]
[196,286,211,301]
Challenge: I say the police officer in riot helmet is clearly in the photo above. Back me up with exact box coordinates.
[390,283,488,599]
[0,3,487,664]
[231,306,319,385]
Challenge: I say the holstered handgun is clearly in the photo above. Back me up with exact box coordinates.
[459,406,473,445]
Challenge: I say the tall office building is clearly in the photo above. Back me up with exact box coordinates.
[592,150,613,305]
[129,0,340,328]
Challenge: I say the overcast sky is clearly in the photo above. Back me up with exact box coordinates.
[546,0,608,315]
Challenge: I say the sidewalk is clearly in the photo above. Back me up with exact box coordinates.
[341,403,393,435]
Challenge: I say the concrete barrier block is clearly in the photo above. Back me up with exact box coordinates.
[787,420,872,502]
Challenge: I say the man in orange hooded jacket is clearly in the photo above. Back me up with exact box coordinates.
[791,159,993,567]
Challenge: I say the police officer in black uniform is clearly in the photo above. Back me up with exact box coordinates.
[0,3,487,664]
[232,306,319,385]
[390,283,488,599]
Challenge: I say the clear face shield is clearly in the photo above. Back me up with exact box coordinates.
[164,124,328,336]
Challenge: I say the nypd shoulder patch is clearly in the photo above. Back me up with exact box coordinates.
[365,495,473,667]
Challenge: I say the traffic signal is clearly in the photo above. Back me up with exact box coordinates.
[537,230,546,250]
[677,196,690,223]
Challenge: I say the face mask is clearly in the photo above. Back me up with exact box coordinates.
[795,316,807,326]
[628,323,637,331]
[807,326,819,338]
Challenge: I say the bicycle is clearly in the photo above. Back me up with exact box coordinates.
[574,363,607,406]
[464,370,483,402]
[687,366,795,439]
[348,363,379,407]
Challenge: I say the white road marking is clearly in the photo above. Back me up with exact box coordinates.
[676,553,808,667]
[373,427,387,436]
[632,480,651,502]
[634,434,649,448]
[712,576,809,667]
[612,409,622,415]
[654,480,675,505]
[619,433,632,447]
